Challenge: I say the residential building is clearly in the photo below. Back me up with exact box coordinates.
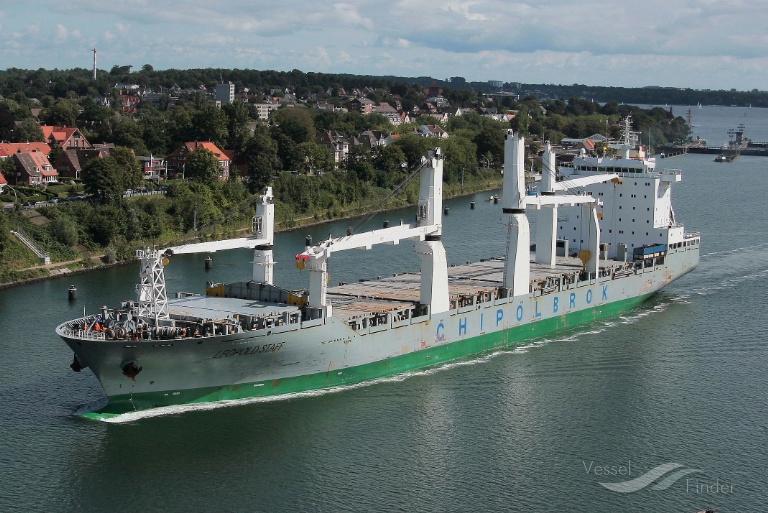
[11,149,58,185]
[216,82,235,104]
[222,149,247,177]
[54,146,112,180]
[166,141,231,180]
[372,103,402,125]
[347,97,375,114]
[416,125,449,139]
[0,142,51,160]
[423,82,443,97]
[114,84,142,113]
[137,155,166,180]
[253,103,280,121]
[425,96,450,109]
[41,126,92,150]
[316,130,352,167]
[357,130,391,150]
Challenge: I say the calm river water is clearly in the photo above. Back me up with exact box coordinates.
[0,106,765,512]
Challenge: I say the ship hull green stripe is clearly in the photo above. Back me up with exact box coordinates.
[83,292,653,420]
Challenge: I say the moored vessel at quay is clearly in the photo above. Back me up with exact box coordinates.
[56,129,700,419]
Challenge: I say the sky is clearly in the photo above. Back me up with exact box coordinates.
[1,1,766,92]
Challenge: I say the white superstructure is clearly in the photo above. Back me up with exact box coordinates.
[557,117,687,260]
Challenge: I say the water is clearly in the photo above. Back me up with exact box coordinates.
[1,108,767,512]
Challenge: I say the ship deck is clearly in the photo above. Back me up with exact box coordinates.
[167,295,301,321]
[167,254,621,323]
[326,254,606,322]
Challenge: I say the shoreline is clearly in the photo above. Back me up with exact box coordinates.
[0,182,503,290]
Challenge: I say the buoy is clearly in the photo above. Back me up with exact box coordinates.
[382,219,389,228]
[305,235,312,247]
[493,196,499,204]
[347,226,353,236]
[205,256,212,270]
[68,285,77,300]
[470,201,475,210]
[444,207,449,215]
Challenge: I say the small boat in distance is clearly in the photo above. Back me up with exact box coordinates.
[714,153,738,163]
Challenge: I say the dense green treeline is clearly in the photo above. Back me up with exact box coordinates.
[1,67,764,109]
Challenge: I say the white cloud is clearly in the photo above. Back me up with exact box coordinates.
[0,0,764,90]
[54,24,70,44]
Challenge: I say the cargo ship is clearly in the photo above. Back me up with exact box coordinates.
[56,130,700,419]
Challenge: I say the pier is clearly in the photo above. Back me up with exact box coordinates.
[659,124,768,157]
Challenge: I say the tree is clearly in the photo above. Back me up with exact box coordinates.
[295,142,334,175]
[271,107,315,145]
[168,181,223,233]
[392,133,433,168]
[373,144,408,188]
[168,107,195,148]
[138,108,172,155]
[185,148,220,185]
[85,204,129,246]
[0,102,17,140]
[191,105,229,147]
[11,118,44,142]
[222,100,252,151]
[50,215,79,246]
[111,147,144,189]
[82,147,143,202]
[83,158,126,203]
[244,130,280,193]
[112,118,148,155]
[42,98,80,126]
[442,136,478,184]
[473,126,505,168]
[345,145,374,182]
[273,132,298,171]
[78,98,114,128]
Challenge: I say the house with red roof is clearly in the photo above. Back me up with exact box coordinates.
[11,149,58,185]
[41,126,92,150]
[166,141,231,180]
[0,142,51,160]
[0,171,7,191]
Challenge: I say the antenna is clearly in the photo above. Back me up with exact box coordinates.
[92,48,98,80]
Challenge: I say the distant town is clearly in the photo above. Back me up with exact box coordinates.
[0,65,760,283]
